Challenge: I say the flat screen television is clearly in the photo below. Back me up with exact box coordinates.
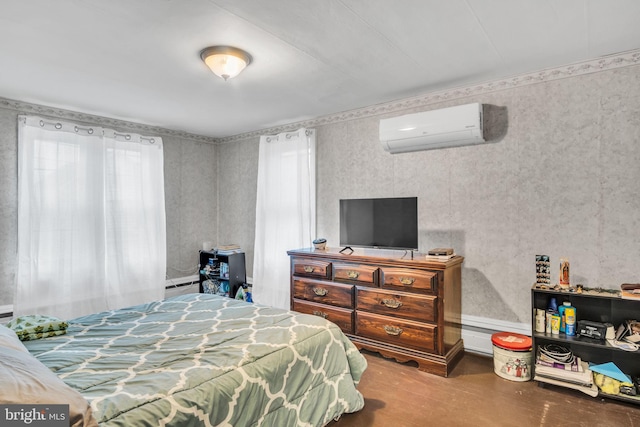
[339,197,418,250]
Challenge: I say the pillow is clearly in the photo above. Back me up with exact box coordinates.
[0,323,28,353]
[0,345,98,427]
[6,314,68,341]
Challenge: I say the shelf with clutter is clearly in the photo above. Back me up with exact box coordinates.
[198,248,246,299]
[531,255,639,404]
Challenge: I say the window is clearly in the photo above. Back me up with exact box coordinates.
[16,116,166,318]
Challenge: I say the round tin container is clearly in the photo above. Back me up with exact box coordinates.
[491,332,533,382]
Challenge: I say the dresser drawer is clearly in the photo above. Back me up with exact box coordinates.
[333,262,378,285]
[356,311,437,353]
[292,258,331,279]
[293,300,354,334]
[379,267,438,294]
[356,287,437,323]
[292,278,354,308]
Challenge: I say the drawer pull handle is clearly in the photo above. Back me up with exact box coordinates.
[303,266,315,273]
[399,277,415,285]
[312,310,328,319]
[383,325,403,336]
[382,298,403,309]
[312,287,328,296]
[347,270,360,279]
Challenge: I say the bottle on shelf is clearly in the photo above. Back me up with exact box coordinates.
[557,301,577,334]
[545,297,558,334]
[565,304,577,336]
[535,309,546,333]
[559,301,570,333]
[551,313,561,334]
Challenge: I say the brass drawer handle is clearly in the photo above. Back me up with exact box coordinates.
[347,270,360,279]
[303,266,315,273]
[381,298,403,309]
[399,277,415,285]
[312,287,328,296]
[383,325,403,336]
[312,310,328,319]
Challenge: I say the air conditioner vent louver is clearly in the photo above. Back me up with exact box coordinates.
[379,103,485,154]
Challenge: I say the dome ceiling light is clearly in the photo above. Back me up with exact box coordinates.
[200,46,252,81]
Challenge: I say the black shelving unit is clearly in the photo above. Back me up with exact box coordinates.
[199,250,246,299]
[531,286,639,405]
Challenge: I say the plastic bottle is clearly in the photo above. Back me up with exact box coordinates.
[558,301,575,334]
[545,311,552,333]
[535,310,546,333]
[546,297,558,334]
[551,314,561,334]
[565,304,577,336]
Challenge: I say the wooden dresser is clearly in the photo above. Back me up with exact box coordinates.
[288,247,464,377]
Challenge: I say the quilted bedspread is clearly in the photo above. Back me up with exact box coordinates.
[23,294,367,426]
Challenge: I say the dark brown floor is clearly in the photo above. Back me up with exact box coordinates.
[331,350,640,427]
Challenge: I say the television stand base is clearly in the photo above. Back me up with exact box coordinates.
[339,246,354,254]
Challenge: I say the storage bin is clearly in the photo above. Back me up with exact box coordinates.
[491,332,532,382]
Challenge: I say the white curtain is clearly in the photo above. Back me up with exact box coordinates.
[16,115,166,319]
[253,128,316,309]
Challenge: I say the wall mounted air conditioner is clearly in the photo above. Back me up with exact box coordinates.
[379,103,485,154]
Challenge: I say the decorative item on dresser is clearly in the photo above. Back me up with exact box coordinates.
[288,247,464,377]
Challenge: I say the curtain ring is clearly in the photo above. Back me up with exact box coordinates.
[38,120,62,129]
[74,125,94,134]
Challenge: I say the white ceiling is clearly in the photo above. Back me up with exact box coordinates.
[1,0,639,139]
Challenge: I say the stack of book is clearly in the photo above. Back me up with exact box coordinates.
[217,244,244,255]
[533,346,597,397]
[425,247,456,262]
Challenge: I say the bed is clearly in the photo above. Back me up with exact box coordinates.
[2,293,366,426]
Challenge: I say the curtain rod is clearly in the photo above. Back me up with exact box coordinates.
[26,116,158,144]
[265,128,313,142]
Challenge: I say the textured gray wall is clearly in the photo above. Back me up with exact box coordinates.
[2,62,638,325]
[218,64,640,324]
[216,138,259,277]
[0,106,217,306]
[163,135,217,279]
[0,109,18,307]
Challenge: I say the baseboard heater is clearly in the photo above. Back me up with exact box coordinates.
[165,275,199,289]
[461,314,530,356]
[0,304,13,323]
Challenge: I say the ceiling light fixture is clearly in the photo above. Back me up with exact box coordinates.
[200,46,252,81]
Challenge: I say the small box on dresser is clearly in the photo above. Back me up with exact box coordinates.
[288,247,464,377]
